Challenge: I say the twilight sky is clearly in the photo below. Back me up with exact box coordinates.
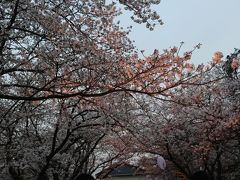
[119,0,240,64]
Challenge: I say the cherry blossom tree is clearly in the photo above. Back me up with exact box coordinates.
[0,0,213,179]
[117,61,240,180]
[0,93,141,179]
[0,0,202,102]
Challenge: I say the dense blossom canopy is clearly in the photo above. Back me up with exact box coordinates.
[1,1,238,180]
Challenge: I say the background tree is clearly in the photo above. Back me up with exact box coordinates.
[116,59,240,180]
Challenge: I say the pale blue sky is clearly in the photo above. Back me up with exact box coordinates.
[119,0,240,64]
